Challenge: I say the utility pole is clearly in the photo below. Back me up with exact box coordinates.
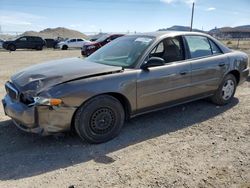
[190,2,195,31]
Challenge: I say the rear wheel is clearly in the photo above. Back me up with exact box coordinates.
[211,74,237,105]
[36,45,43,50]
[8,44,16,51]
[74,95,125,144]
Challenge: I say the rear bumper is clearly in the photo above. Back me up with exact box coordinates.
[2,95,76,135]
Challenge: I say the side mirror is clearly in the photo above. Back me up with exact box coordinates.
[141,57,165,69]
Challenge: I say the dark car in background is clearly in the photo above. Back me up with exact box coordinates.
[0,39,5,49]
[3,36,46,51]
[2,32,249,143]
[44,38,58,48]
[81,34,124,56]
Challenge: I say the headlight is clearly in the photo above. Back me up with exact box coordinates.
[87,45,96,50]
[28,97,62,107]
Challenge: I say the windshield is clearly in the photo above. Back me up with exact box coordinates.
[95,34,110,43]
[87,36,155,68]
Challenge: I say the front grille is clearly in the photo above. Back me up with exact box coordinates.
[5,82,19,100]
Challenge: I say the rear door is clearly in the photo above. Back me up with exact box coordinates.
[184,35,228,95]
[76,39,84,47]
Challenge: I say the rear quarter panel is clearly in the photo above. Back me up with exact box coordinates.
[226,50,249,83]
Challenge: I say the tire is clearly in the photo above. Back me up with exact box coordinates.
[211,74,237,105]
[8,44,16,51]
[36,45,43,50]
[74,95,125,144]
[62,45,68,50]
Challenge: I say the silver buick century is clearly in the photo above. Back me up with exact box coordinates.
[2,32,249,143]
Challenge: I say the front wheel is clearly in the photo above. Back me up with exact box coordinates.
[74,95,125,144]
[8,44,16,51]
[211,74,237,105]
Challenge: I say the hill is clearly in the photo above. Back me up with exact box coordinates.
[158,25,204,32]
[21,27,89,39]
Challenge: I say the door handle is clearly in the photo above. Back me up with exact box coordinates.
[179,71,188,75]
[218,62,226,67]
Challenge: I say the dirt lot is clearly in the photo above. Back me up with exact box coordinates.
[0,49,249,188]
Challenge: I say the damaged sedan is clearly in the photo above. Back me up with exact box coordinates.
[2,32,249,143]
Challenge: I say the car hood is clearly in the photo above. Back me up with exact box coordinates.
[11,57,122,95]
[85,41,98,46]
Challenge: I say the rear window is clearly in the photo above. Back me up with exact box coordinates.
[185,36,212,58]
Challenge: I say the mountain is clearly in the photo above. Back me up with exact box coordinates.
[209,25,250,33]
[158,25,204,32]
[20,27,89,39]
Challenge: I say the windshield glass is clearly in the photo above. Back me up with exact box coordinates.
[95,34,110,42]
[87,36,155,68]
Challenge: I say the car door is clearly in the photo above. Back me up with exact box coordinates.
[15,37,28,48]
[68,39,77,48]
[76,39,84,47]
[27,37,36,48]
[136,36,192,111]
[184,35,228,95]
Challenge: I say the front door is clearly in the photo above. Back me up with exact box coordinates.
[136,36,192,111]
[15,37,28,49]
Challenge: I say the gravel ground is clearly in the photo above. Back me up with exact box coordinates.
[0,49,249,188]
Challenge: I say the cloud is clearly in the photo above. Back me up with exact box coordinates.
[69,24,82,28]
[160,0,196,5]
[206,7,216,11]
[0,11,45,28]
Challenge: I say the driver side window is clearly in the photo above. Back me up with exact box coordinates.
[150,37,184,63]
[18,37,27,41]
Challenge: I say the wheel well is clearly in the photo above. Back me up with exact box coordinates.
[228,70,240,84]
[106,92,131,120]
[70,93,132,131]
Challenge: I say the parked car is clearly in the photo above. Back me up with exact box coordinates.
[0,39,4,49]
[56,38,90,50]
[2,36,46,51]
[44,38,58,48]
[81,34,124,56]
[2,32,249,143]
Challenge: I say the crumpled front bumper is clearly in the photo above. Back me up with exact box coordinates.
[2,95,76,135]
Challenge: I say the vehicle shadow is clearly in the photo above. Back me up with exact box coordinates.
[0,98,239,180]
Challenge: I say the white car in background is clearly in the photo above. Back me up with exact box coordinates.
[57,38,90,50]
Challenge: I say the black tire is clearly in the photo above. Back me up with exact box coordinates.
[211,74,237,105]
[74,95,125,144]
[8,44,16,51]
[62,45,68,50]
[36,45,43,50]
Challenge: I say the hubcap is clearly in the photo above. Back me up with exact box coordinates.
[222,79,235,100]
[90,108,115,134]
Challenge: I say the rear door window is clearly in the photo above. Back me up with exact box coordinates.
[185,36,212,58]
[209,39,222,55]
[69,39,76,42]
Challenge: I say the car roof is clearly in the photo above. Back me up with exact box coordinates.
[128,31,212,38]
